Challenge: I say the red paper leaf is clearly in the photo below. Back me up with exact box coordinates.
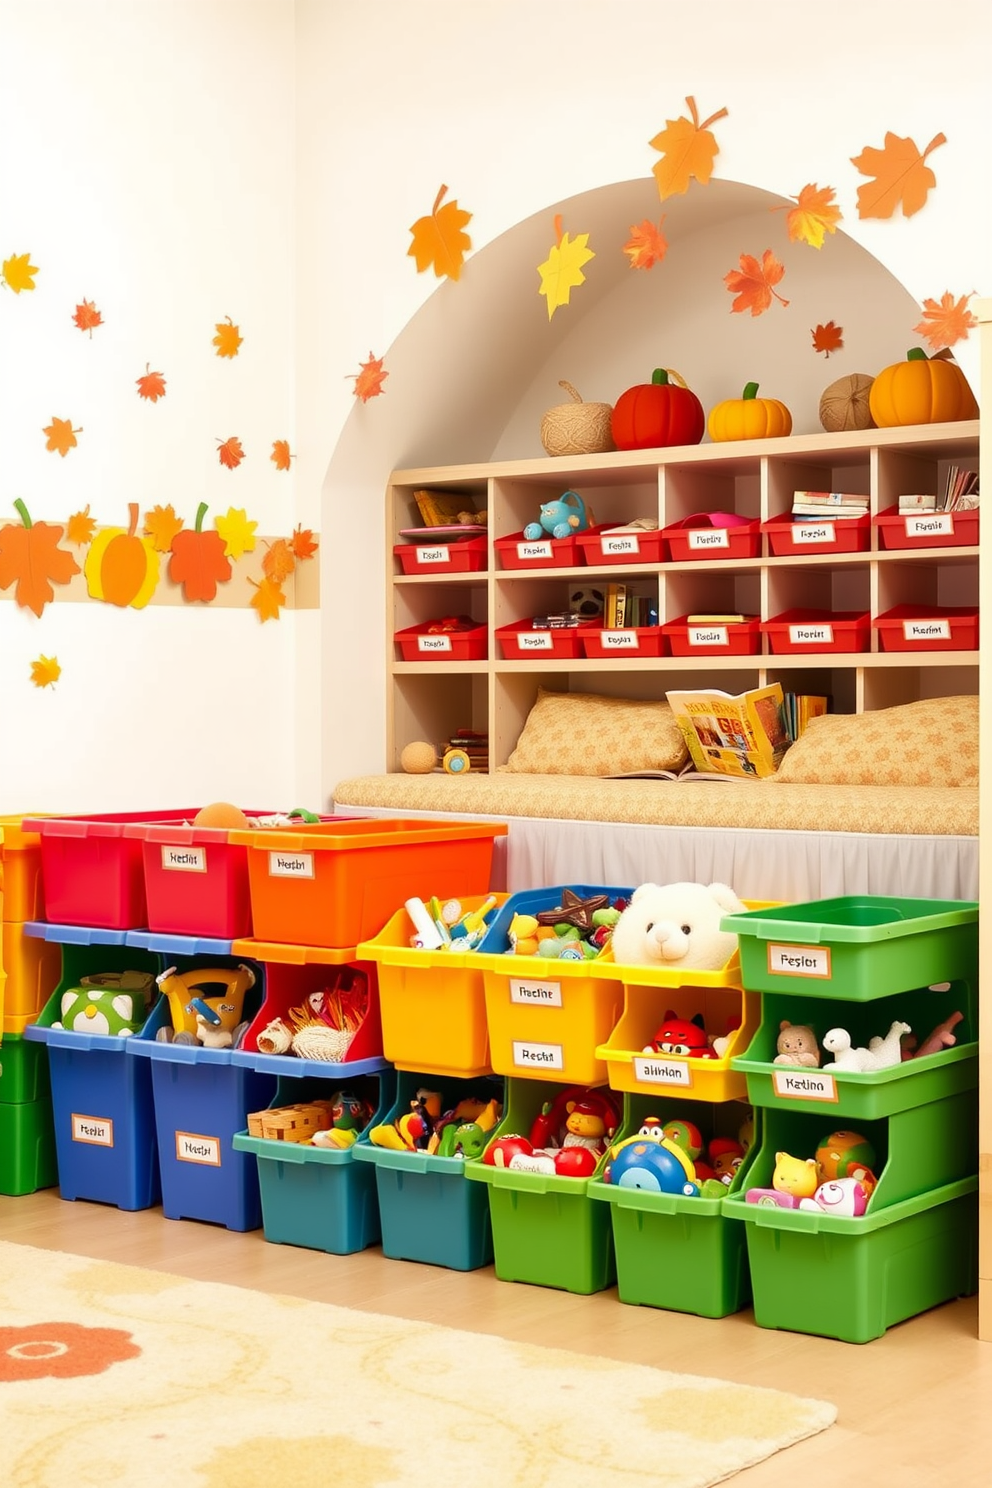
[723,250,789,316]
[812,321,844,356]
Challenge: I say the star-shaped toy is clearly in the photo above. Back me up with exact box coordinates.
[535,889,611,932]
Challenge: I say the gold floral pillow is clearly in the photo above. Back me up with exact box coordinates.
[501,687,689,776]
[774,695,978,787]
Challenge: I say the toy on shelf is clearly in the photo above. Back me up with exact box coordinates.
[602,1132,700,1195]
[483,1085,620,1179]
[815,1130,877,1196]
[400,741,438,774]
[773,1021,821,1068]
[192,803,321,828]
[642,1011,718,1060]
[568,586,606,619]
[772,1150,819,1200]
[404,893,499,952]
[821,1019,911,1073]
[504,889,624,962]
[154,963,255,1049]
[610,881,745,970]
[798,1177,869,1217]
[523,489,591,541]
[255,968,369,1062]
[901,1010,964,1060]
[246,1088,376,1148]
[369,1087,502,1158]
[311,1090,377,1149]
[656,1116,748,1197]
[51,970,157,1037]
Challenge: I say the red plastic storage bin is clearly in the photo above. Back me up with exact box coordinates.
[394,620,487,661]
[495,620,593,659]
[663,515,761,563]
[495,526,608,570]
[662,614,763,656]
[761,513,870,557]
[873,604,978,652]
[576,527,666,566]
[761,608,871,654]
[393,535,487,575]
[874,506,979,551]
[580,626,667,658]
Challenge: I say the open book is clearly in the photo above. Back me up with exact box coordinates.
[665,682,791,779]
[606,761,761,782]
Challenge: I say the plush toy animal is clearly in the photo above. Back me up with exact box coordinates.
[773,1021,820,1068]
[52,971,155,1038]
[610,881,746,969]
[822,1020,911,1073]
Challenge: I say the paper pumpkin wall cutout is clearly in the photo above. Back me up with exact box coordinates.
[650,96,728,200]
[168,502,232,601]
[537,214,594,321]
[72,300,103,336]
[351,353,388,402]
[851,131,946,219]
[136,366,167,402]
[214,507,257,559]
[2,252,38,292]
[913,292,977,352]
[217,436,245,469]
[66,506,97,545]
[212,315,243,358]
[84,503,160,609]
[43,417,82,457]
[781,185,842,248]
[812,321,844,356]
[30,655,61,689]
[271,440,294,471]
[144,505,184,552]
[724,250,789,316]
[623,218,668,270]
[408,184,473,281]
[0,500,80,617]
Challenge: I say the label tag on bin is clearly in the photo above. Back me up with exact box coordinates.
[766,943,832,978]
[686,528,730,551]
[71,1113,114,1147]
[513,1040,564,1070]
[416,545,450,564]
[601,533,640,556]
[417,634,453,653]
[176,1132,222,1166]
[599,630,639,650]
[904,513,953,539]
[772,1070,838,1102]
[688,625,728,647]
[902,618,951,642]
[788,623,833,647]
[516,632,554,651]
[791,524,836,544]
[161,845,206,873]
[269,851,315,879]
[517,540,553,561]
[509,978,562,1007]
[633,1056,693,1087]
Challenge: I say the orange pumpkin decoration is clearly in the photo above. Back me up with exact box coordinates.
[708,382,792,442]
[868,347,979,428]
[84,503,160,608]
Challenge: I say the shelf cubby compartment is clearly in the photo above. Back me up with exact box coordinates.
[390,672,489,771]
[663,516,762,563]
[388,478,488,545]
[492,471,660,551]
[764,451,871,531]
[661,455,761,531]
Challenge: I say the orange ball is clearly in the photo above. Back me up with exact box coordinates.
[193,801,250,829]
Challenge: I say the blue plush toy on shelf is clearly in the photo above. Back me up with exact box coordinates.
[523,489,590,541]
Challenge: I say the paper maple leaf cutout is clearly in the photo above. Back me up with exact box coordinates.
[623,217,668,270]
[143,504,184,552]
[43,417,82,457]
[913,291,978,352]
[66,505,97,546]
[249,576,286,623]
[537,215,594,321]
[0,499,81,617]
[30,654,61,689]
[214,506,257,559]
[262,537,295,582]
[291,524,318,561]
[212,315,243,358]
[217,436,245,470]
[270,439,294,471]
[351,352,388,403]
[650,96,728,201]
[408,184,473,281]
[781,185,842,249]
[168,502,232,602]
[72,299,103,336]
[851,131,946,220]
[136,365,167,402]
[724,249,789,316]
[812,321,844,356]
[2,252,38,293]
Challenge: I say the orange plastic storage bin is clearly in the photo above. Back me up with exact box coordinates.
[229,819,507,949]
[3,922,62,1030]
[0,816,46,922]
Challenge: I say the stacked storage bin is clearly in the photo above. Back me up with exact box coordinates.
[723,895,979,1343]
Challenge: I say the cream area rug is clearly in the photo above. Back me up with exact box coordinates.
[0,1240,835,1488]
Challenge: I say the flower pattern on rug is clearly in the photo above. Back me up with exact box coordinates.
[0,1322,140,1382]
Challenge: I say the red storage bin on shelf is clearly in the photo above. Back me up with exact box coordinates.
[761,608,871,655]
[393,535,487,575]
[662,614,763,657]
[495,526,609,570]
[394,619,487,661]
[495,620,592,659]
[874,506,979,551]
[580,627,667,658]
[662,515,761,563]
[761,513,870,557]
[576,527,666,566]
[873,604,978,652]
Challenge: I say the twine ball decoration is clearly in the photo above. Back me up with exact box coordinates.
[819,373,876,433]
[540,381,616,457]
[400,740,438,774]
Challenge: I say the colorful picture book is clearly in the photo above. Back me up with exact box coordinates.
[665,682,792,778]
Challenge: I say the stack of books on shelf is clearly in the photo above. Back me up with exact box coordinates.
[782,691,830,742]
[686,612,758,625]
[792,490,869,521]
[442,730,489,770]
[601,583,659,628]
[898,467,979,514]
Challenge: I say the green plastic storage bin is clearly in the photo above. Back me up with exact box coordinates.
[732,983,978,1119]
[588,1095,756,1317]
[0,1097,58,1195]
[0,1033,51,1105]
[721,895,978,1001]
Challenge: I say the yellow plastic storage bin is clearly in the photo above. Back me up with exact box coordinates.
[2,922,62,1031]
[357,894,506,1078]
[0,816,46,922]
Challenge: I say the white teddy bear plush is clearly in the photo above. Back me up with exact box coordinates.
[610,881,746,970]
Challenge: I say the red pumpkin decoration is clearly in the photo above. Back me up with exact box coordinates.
[611,367,705,451]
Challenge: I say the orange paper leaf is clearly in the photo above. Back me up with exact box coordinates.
[143,504,184,553]
[212,315,243,358]
[72,299,103,336]
[851,131,946,220]
[136,365,167,402]
[812,321,844,356]
[351,352,388,403]
[622,217,668,270]
[271,439,294,471]
[168,503,232,601]
[43,417,82,457]
[249,575,286,623]
[66,505,97,546]
[650,95,728,201]
[0,500,81,617]
[537,215,595,321]
[262,538,295,582]
[2,252,38,293]
[217,436,245,470]
[782,185,842,249]
[913,291,978,352]
[30,654,61,689]
[724,250,789,316]
[408,184,473,281]
[290,525,319,561]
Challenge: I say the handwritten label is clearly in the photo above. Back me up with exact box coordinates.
[512,1040,564,1070]
[791,524,836,544]
[601,533,640,556]
[788,623,833,647]
[417,634,453,653]
[268,851,314,879]
[510,978,563,1007]
[632,1057,693,1087]
[688,625,728,648]
[599,629,639,650]
[517,540,553,561]
[772,1070,838,1102]
[71,1114,114,1147]
[161,845,206,873]
[175,1131,222,1166]
[766,943,832,979]
[686,528,730,550]
[416,545,450,564]
[902,619,951,642]
[904,513,953,539]
[516,632,553,651]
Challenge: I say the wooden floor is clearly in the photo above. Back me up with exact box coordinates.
[2,1187,987,1486]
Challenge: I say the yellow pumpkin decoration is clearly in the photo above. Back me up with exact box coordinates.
[84,502,160,609]
[868,347,979,428]
[707,382,793,443]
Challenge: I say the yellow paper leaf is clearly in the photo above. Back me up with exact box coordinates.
[66,505,97,545]
[3,252,39,293]
[212,315,243,358]
[537,215,594,321]
[143,504,184,553]
[407,184,473,281]
[249,576,286,622]
[214,507,258,559]
[650,96,728,200]
[782,184,843,248]
[30,654,61,689]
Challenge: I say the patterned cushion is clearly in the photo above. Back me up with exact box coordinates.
[774,695,978,787]
[501,687,689,777]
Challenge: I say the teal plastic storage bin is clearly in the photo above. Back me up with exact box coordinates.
[0,1033,51,1105]
[721,895,978,1001]
[352,1071,503,1270]
[233,1069,395,1254]
[588,1095,755,1317]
